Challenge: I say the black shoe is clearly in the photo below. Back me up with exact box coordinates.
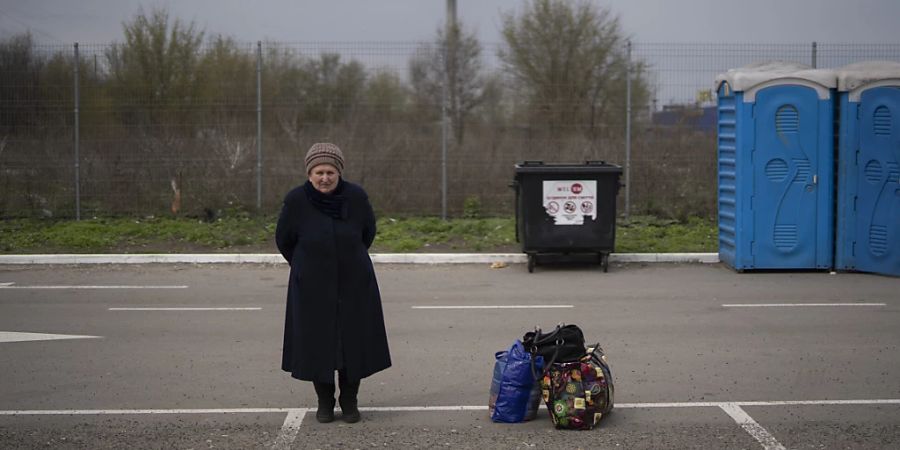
[340,400,360,423]
[315,399,335,423]
[337,373,361,423]
[312,381,337,423]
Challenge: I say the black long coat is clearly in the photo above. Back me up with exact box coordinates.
[276,180,391,383]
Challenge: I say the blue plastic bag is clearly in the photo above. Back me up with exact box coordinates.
[489,340,544,423]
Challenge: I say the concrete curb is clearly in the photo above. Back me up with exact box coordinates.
[0,253,719,265]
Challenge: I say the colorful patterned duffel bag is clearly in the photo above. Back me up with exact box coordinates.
[540,345,614,430]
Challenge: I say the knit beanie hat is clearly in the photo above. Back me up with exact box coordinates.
[305,143,344,175]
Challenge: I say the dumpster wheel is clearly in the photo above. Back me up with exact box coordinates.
[601,253,609,273]
[527,253,536,273]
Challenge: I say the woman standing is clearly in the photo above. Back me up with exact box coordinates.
[276,143,391,423]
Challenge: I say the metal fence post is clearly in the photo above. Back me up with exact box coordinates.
[73,42,81,221]
[440,0,457,221]
[811,41,817,68]
[624,40,632,221]
[256,41,263,211]
[441,44,449,221]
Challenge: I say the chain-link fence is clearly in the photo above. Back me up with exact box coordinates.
[2,37,899,220]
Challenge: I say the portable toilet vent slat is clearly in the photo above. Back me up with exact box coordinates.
[715,62,836,271]
[835,61,900,277]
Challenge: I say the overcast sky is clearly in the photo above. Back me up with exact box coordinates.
[2,0,900,45]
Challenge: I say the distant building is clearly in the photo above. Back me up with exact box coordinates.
[651,104,717,133]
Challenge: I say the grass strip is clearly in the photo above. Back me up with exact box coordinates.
[1,214,717,254]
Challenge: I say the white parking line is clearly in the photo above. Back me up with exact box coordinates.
[738,399,900,406]
[617,401,724,408]
[0,331,102,343]
[722,303,886,308]
[720,403,785,450]
[6,399,899,415]
[412,305,574,309]
[3,399,899,450]
[271,409,306,450]
[622,399,900,407]
[359,405,488,411]
[108,307,261,311]
[0,285,188,289]
[0,408,293,415]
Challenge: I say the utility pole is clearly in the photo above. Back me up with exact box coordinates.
[447,0,457,29]
[446,0,459,144]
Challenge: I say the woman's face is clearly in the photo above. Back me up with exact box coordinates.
[308,164,340,194]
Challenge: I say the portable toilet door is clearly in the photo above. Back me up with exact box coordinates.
[715,62,836,270]
[835,61,900,276]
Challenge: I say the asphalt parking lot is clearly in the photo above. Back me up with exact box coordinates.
[1,262,898,449]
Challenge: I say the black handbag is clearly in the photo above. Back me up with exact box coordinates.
[522,324,586,370]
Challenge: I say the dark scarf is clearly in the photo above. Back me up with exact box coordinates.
[303,178,347,219]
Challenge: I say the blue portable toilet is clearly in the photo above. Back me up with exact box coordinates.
[715,62,837,270]
[835,61,900,277]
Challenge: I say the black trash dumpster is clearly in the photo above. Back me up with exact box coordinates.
[512,161,623,272]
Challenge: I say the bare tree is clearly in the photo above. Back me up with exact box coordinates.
[105,6,205,133]
[409,23,498,144]
[0,33,43,135]
[499,0,647,136]
[265,49,367,146]
[197,36,256,172]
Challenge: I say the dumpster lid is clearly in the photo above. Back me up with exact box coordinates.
[715,61,836,102]
[515,160,622,174]
[835,60,900,101]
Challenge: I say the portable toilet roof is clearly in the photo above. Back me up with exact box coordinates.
[835,60,900,101]
[715,61,837,101]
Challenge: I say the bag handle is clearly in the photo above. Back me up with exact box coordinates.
[525,326,541,377]
[532,324,563,347]
[528,325,566,380]
[526,323,579,379]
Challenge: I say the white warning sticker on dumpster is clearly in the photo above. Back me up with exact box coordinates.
[543,180,597,225]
